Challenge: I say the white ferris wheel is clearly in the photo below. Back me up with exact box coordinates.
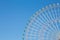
[22,3,60,40]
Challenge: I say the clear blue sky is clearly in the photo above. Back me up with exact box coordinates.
[0,0,60,40]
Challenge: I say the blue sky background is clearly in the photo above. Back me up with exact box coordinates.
[0,0,60,40]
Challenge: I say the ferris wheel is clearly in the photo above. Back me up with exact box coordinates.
[22,3,60,40]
